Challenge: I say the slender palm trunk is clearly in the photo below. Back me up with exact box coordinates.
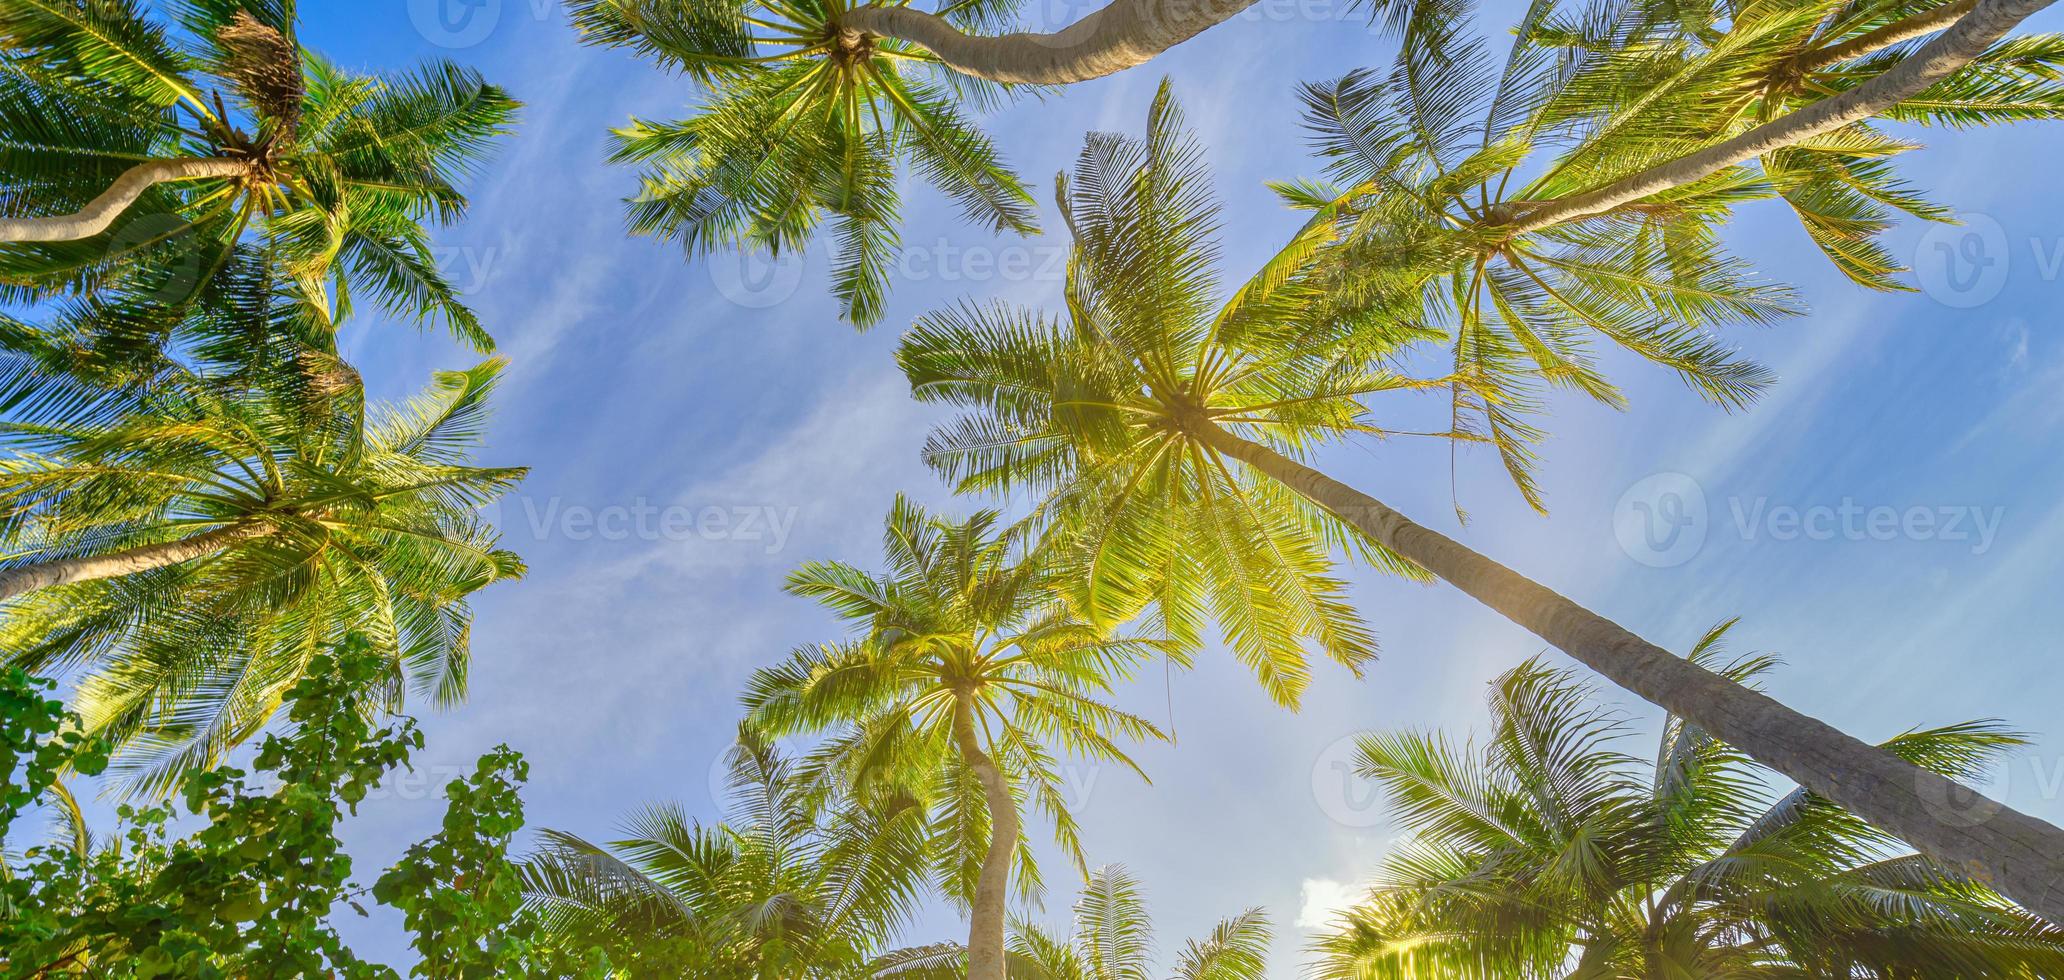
[1200,425,2064,924]
[842,0,1259,84]
[950,694,1018,980]
[0,158,248,244]
[1508,0,2053,234]
[1793,0,1980,74]
[0,522,274,602]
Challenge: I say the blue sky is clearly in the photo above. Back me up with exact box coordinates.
[151,0,2064,970]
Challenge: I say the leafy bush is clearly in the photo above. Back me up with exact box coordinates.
[0,637,607,978]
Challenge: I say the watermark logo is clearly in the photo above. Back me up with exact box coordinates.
[1312,733,1386,828]
[1915,213,2010,309]
[106,213,209,306]
[1614,472,1709,569]
[709,249,807,309]
[409,0,502,48]
[1614,474,2007,567]
[483,496,803,554]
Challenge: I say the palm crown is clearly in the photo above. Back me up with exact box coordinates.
[521,734,935,977]
[1529,0,2064,286]
[0,355,525,796]
[572,0,1037,325]
[0,0,519,353]
[741,496,1166,976]
[1291,0,2064,505]
[1309,621,2064,978]
[876,863,1273,979]
[899,81,1411,709]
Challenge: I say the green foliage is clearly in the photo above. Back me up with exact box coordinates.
[521,733,934,977]
[1307,621,2064,978]
[0,669,109,846]
[1286,0,2064,507]
[0,0,520,354]
[873,864,1272,979]
[898,82,1405,710]
[0,353,527,797]
[376,748,604,979]
[0,635,606,978]
[742,496,1166,907]
[574,0,1036,326]
[0,4,532,801]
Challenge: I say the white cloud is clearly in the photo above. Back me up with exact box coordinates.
[1297,878,1362,931]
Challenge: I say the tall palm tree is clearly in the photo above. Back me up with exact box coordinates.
[1499,0,2059,236]
[579,0,2052,327]
[520,733,934,978]
[571,0,1037,325]
[1510,0,2064,286]
[0,0,519,351]
[876,864,1272,979]
[0,353,525,796]
[1309,622,2064,979]
[832,0,1261,85]
[741,496,1167,980]
[1285,0,2064,502]
[896,83,2064,924]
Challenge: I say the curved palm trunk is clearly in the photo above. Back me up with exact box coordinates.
[1201,425,2064,925]
[1793,0,1980,74]
[842,0,1260,85]
[951,694,1019,980]
[1508,0,2053,234]
[0,522,274,602]
[0,158,248,244]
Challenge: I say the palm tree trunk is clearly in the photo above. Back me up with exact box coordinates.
[1200,424,2064,925]
[0,522,274,602]
[841,0,1259,84]
[1507,0,2053,234]
[1792,0,1980,74]
[951,694,1019,980]
[0,158,248,244]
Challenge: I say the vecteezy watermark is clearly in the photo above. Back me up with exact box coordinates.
[707,238,1070,309]
[1311,732,1386,829]
[105,212,210,305]
[1917,753,2064,829]
[891,238,1069,284]
[408,0,500,47]
[708,248,809,309]
[407,0,561,47]
[707,747,1107,811]
[1026,0,1378,34]
[1614,472,1710,570]
[1615,473,2006,568]
[332,243,501,354]
[430,244,501,293]
[493,497,803,554]
[1915,212,2011,309]
[1909,210,2064,309]
[247,760,474,802]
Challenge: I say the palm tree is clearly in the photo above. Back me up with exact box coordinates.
[896,82,2064,924]
[1506,0,2064,285]
[740,496,1167,980]
[520,733,934,978]
[833,0,1262,85]
[571,0,1037,325]
[1285,0,2064,502]
[1308,621,2064,979]
[0,354,525,796]
[1500,0,2060,236]
[0,0,519,351]
[876,863,1272,979]
[577,0,2053,326]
